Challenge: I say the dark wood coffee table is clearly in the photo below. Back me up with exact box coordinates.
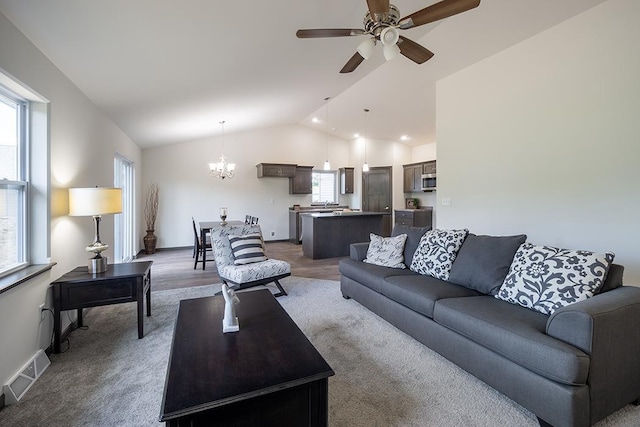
[159,289,334,426]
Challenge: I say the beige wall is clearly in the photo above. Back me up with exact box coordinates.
[0,12,142,387]
[142,125,352,247]
[436,0,640,284]
[143,130,414,248]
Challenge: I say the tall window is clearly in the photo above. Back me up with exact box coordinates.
[312,171,337,204]
[0,89,27,276]
[114,154,135,263]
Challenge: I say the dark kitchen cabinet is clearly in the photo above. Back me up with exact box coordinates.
[256,163,297,178]
[395,208,433,228]
[289,166,313,194]
[423,161,436,175]
[340,167,354,194]
[403,164,422,193]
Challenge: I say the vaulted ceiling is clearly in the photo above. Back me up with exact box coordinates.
[0,0,607,148]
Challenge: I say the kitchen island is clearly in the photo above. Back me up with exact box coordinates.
[300,212,385,259]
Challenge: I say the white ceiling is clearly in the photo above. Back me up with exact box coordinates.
[0,0,607,148]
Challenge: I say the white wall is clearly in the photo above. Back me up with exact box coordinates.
[142,125,351,247]
[0,12,142,388]
[436,0,640,284]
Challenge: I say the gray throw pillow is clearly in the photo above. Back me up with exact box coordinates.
[392,224,431,267]
[449,233,527,294]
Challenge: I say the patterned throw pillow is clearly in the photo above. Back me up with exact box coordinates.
[228,233,268,265]
[495,243,615,315]
[363,233,408,269]
[410,229,469,280]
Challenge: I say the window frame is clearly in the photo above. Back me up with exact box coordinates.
[311,170,338,204]
[0,88,29,277]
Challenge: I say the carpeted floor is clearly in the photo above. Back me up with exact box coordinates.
[1,277,639,426]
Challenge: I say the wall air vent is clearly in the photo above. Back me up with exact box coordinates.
[3,349,50,404]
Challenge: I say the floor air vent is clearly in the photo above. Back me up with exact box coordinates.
[3,349,50,404]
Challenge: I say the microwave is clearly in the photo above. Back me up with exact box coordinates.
[421,174,436,191]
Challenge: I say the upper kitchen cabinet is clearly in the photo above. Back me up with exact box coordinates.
[403,163,422,193]
[340,167,354,194]
[256,163,297,178]
[289,166,313,194]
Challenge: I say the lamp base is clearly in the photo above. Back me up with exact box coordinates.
[88,256,108,274]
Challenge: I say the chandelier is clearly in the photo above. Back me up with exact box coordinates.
[209,120,236,179]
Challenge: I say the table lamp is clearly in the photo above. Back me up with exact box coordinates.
[68,187,123,274]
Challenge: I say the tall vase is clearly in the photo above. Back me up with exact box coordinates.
[143,230,157,254]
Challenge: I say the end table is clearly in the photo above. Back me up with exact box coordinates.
[51,261,153,353]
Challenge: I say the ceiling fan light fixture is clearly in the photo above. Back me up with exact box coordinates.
[356,37,376,60]
[383,43,401,61]
[380,27,399,46]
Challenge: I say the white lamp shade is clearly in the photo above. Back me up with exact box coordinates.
[68,187,122,216]
[363,162,370,172]
[383,43,401,61]
[357,37,376,60]
[380,27,399,46]
[324,160,331,170]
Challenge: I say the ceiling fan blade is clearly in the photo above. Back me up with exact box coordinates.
[399,0,480,30]
[366,0,390,21]
[296,29,366,38]
[340,52,365,73]
[398,36,434,64]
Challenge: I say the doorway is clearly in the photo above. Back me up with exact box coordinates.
[362,166,392,236]
[114,154,135,263]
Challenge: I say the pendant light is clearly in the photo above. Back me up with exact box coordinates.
[362,108,370,173]
[209,120,236,179]
[323,97,331,170]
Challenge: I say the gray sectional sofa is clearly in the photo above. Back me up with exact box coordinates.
[339,225,640,427]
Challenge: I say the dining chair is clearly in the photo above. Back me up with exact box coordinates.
[210,224,289,297]
[192,218,212,270]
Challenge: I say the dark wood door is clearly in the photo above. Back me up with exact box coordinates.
[362,166,392,236]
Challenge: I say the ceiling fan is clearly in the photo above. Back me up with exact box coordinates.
[296,0,480,73]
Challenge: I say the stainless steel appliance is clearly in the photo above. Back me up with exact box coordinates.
[421,173,436,191]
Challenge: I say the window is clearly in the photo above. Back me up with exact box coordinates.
[312,171,337,204]
[114,154,135,263]
[0,89,27,277]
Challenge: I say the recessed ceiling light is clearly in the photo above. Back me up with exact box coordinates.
[312,117,320,123]
[400,135,409,141]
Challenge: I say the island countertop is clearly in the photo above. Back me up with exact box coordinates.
[300,212,384,259]
[300,211,382,218]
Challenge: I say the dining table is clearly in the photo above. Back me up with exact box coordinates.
[198,220,245,269]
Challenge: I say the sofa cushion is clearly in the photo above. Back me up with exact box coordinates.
[496,243,615,315]
[449,233,526,295]
[392,224,431,267]
[434,296,590,385]
[363,233,407,269]
[410,229,468,280]
[381,275,481,318]
[339,259,416,294]
[598,263,624,294]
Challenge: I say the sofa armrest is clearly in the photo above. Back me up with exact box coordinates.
[350,242,369,261]
[546,286,640,353]
[546,286,640,421]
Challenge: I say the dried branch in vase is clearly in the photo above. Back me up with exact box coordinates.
[144,184,159,231]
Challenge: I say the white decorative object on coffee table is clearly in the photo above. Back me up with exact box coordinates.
[221,283,240,333]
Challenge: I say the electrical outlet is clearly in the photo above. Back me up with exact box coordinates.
[38,303,45,322]
[270,231,276,237]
